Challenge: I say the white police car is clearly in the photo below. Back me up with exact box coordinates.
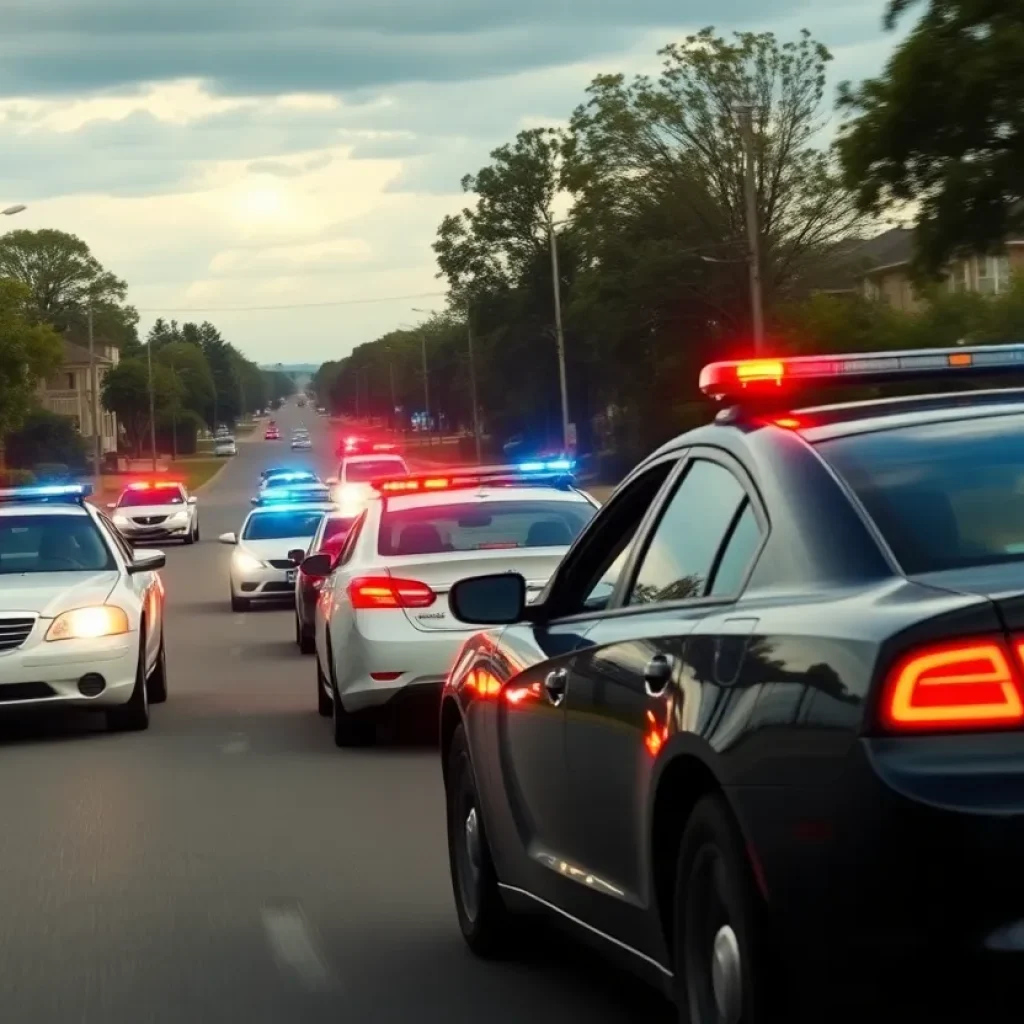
[0,483,168,731]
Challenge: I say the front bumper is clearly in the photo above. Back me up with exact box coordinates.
[335,615,476,711]
[115,518,191,542]
[0,625,138,709]
[231,564,297,600]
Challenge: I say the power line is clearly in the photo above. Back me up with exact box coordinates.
[134,290,447,314]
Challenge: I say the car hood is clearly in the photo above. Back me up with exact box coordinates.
[0,571,120,616]
[113,503,188,517]
[240,538,314,560]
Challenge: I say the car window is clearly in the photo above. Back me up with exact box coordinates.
[628,460,747,606]
[116,486,185,507]
[378,500,595,556]
[243,511,324,540]
[0,514,116,574]
[336,512,365,566]
[97,513,134,563]
[344,458,408,483]
[817,413,1024,574]
[707,501,761,597]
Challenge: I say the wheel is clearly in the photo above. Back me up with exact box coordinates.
[674,795,783,1024]
[231,592,250,612]
[316,656,332,717]
[194,521,200,542]
[299,613,316,655]
[107,627,151,732]
[146,634,168,703]
[183,526,194,546]
[294,612,302,647]
[327,637,375,746]
[446,723,513,956]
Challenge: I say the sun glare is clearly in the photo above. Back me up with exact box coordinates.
[234,184,290,222]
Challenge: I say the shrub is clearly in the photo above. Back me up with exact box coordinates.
[32,462,70,481]
[0,469,35,487]
[5,409,87,471]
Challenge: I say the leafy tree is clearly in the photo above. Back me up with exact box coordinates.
[102,358,181,456]
[837,0,1024,276]
[0,279,63,442]
[5,409,87,471]
[155,341,216,421]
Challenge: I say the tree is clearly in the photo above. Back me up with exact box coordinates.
[0,279,63,442]
[5,409,87,471]
[102,358,181,456]
[155,341,215,419]
[837,1,1024,277]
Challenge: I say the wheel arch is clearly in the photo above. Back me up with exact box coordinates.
[439,695,464,786]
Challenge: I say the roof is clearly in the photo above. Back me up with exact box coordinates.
[0,504,88,517]
[342,453,407,464]
[61,339,113,366]
[380,485,593,512]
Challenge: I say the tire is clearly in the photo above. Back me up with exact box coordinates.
[674,795,784,1024]
[446,723,513,957]
[327,637,375,746]
[298,612,316,655]
[194,521,200,543]
[231,592,250,612]
[183,527,194,546]
[316,656,332,717]
[107,627,151,732]
[147,634,168,703]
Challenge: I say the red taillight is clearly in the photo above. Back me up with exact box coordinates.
[347,575,436,610]
[881,639,1024,732]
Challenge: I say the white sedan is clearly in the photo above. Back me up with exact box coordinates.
[0,483,168,731]
[310,466,597,745]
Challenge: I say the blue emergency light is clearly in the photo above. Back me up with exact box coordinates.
[0,482,93,503]
[518,459,575,472]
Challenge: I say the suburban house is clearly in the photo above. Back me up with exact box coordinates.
[37,339,119,455]
[850,227,1024,311]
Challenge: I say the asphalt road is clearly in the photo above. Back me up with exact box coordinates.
[0,404,672,1024]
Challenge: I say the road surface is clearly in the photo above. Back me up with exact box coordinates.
[0,404,671,1023]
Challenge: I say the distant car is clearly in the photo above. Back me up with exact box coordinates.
[252,482,332,507]
[259,470,321,492]
[108,480,200,545]
[220,503,333,612]
[291,434,312,451]
[317,407,328,416]
[291,512,358,654]
[214,436,237,457]
[328,453,409,516]
[265,427,281,440]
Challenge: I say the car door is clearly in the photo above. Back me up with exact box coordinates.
[558,452,768,951]
[96,511,162,672]
[490,458,683,908]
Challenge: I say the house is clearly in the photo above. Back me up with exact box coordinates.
[37,339,119,454]
[853,227,1024,310]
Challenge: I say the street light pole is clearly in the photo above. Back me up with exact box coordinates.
[146,342,157,471]
[86,303,103,488]
[466,303,482,464]
[547,217,571,452]
[734,103,765,354]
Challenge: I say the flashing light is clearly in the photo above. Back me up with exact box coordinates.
[371,463,575,496]
[264,471,317,484]
[0,482,93,503]
[518,458,575,472]
[259,487,330,504]
[127,480,182,491]
[372,443,397,452]
[699,344,1024,403]
[348,575,436,610]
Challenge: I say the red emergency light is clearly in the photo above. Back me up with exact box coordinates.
[127,480,183,490]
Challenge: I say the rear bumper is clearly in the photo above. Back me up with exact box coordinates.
[738,734,1024,964]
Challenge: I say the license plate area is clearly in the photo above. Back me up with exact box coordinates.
[286,569,297,584]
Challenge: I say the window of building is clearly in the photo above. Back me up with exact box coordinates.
[975,255,1010,295]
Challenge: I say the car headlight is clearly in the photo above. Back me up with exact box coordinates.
[233,552,264,572]
[169,510,189,522]
[113,514,129,526]
[46,606,130,642]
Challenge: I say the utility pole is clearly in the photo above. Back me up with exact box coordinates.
[169,356,178,461]
[548,217,571,453]
[466,303,482,463]
[86,303,102,487]
[420,333,430,443]
[735,103,765,354]
[388,355,397,429]
[146,341,157,471]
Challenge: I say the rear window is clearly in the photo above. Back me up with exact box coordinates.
[378,500,596,557]
[344,458,407,482]
[243,511,324,541]
[817,414,1024,574]
[0,514,115,574]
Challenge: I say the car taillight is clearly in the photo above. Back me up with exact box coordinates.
[348,575,436,610]
[881,638,1024,732]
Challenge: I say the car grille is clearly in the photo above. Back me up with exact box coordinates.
[268,559,296,569]
[132,515,168,526]
[0,617,35,652]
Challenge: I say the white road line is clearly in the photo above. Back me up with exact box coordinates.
[221,734,249,755]
[261,907,333,991]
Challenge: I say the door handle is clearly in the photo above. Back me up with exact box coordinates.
[643,654,675,697]
[543,668,567,707]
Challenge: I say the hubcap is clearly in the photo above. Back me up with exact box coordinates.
[464,807,481,873]
[711,924,742,1024]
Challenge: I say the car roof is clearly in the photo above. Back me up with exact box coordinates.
[0,504,89,518]
[378,485,592,512]
[343,453,406,464]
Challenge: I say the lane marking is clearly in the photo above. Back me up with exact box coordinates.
[221,733,249,755]
[261,907,334,991]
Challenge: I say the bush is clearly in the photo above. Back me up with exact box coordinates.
[32,463,70,481]
[0,469,35,487]
[5,409,87,471]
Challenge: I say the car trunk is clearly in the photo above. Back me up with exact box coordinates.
[379,549,564,631]
[914,562,1024,631]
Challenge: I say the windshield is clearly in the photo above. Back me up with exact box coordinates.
[0,514,116,574]
[817,413,1024,574]
[344,458,408,482]
[243,511,325,541]
[264,472,318,486]
[117,487,185,507]
[378,499,596,556]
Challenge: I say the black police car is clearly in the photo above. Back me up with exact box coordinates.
[438,346,1024,1021]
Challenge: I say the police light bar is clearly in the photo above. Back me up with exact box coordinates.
[699,345,1024,402]
[127,480,182,490]
[371,464,575,494]
[372,443,397,452]
[0,482,93,503]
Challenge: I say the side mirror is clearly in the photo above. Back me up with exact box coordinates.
[250,497,259,506]
[187,496,198,505]
[218,532,237,545]
[288,548,306,565]
[301,553,333,577]
[128,549,166,574]
[449,573,527,625]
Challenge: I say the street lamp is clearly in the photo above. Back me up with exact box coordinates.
[410,309,434,441]
[546,215,572,453]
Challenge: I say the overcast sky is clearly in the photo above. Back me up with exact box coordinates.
[0,0,901,366]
